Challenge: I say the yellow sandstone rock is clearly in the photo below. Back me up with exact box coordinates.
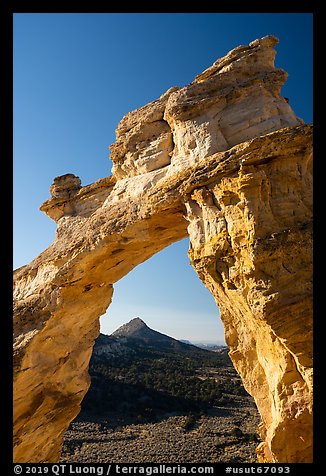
[13,36,312,463]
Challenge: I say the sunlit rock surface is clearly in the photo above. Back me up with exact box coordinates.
[13,36,312,463]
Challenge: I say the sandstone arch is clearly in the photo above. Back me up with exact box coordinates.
[13,36,313,463]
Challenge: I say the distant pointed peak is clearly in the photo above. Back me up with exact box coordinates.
[111,317,149,337]
[126,317,148,330]
[130,317,147,325]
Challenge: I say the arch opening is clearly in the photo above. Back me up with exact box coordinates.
[100,238,225,346]
[59,238,261,463]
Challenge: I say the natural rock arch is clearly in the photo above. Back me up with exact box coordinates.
[13,36,312,463]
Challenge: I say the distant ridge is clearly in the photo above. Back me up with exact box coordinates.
[95,318,226,358]
[112,317,184,345]
[112,317,161,339]
[110,317,211,354]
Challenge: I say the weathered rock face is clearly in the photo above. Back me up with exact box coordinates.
[13,36,312,463]
[110,35,301,181]
[184,128,312,462]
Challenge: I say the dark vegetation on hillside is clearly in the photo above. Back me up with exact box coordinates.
[81,337,248,423]
[62,326,261,463]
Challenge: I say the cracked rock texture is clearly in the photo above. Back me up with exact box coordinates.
[13,36,312,463]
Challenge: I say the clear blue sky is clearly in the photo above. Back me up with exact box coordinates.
[13,13,313,344]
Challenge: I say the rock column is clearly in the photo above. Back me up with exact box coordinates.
[184,130,313,462]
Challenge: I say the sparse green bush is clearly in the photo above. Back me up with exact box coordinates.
[246,433,259,442]
[181,412,198,431]
[231,426,243,438]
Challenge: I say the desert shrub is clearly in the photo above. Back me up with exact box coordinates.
[231,426,243,438]
[181,412,198,431]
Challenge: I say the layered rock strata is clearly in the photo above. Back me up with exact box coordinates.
[184,127,312,462]
[13,36,312,463]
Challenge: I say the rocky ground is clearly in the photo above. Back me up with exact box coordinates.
[60,398,261,463]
